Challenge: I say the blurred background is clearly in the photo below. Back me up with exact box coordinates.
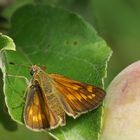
[0,0,140,140]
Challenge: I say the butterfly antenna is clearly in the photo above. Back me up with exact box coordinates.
[9,62,31,69]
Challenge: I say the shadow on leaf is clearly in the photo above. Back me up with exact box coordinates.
[0,70,18,131]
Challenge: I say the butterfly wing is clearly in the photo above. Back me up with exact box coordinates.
[24,81,60,130]
[50,74,105,118]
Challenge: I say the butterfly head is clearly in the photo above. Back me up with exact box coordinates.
[30,65,40,76]
[30,65,46,76]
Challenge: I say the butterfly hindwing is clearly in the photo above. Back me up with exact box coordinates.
[50,74,105,118]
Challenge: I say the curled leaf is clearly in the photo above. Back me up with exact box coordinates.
[0,33,16,51]
[0,33,16,69]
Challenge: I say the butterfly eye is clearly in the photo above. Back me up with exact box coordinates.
[30,69,35,75]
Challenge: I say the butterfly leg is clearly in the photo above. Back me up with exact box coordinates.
[5,74,30,109]
[11,89,27,110]
[6,73,29,85]
[5,72,31,97]
[12,102,25,110]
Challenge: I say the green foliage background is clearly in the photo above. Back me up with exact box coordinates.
[0,0,140,140]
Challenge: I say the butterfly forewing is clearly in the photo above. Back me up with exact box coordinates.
[24,81,60,130]
[49,74,105,118]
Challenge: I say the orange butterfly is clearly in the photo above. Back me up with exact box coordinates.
[20,65,105,130]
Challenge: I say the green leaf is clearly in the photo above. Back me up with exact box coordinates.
[2,0,34,19]
[2,4,112,140]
